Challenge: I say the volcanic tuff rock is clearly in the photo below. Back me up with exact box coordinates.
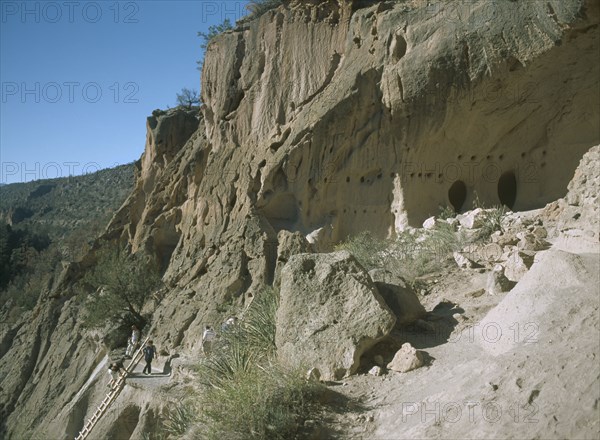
[1,0,599,438]
[368,268,426,326]
[276,251,396,380]
[544,144,600,252]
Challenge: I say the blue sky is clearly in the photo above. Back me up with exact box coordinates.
[0,0,250,183]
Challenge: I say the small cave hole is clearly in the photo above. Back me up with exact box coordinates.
[498,171,517,209]
[448,180,467,212]
[391,33,407,62]
[346,176,350,183]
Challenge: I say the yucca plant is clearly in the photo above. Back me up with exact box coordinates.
[242,287,278,357]
[161,402,197,437]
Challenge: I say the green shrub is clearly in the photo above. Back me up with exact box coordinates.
[242,287,278,357]
[162,402,198,437]
[471,192,506,241]
[337,222,467,282]
[198,18,234,50]
[334,231,388,271]
[438,204,456,220]
[246,0,284,18]
[198,365,322,440]
[199,287,278,389]
[82,246,162,328]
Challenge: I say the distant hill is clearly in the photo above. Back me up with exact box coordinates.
[0,163,136,240]
[0,163,136,311]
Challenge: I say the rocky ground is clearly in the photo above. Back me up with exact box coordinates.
[312,149,600,439]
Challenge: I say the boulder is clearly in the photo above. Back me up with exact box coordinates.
[305,224,333,252]
[531,225,548,240]
[486,264,513,295]
[369,366,383,376]
[276,251,396,381]
[368,269,426,326]
[422,216,436,230]
[387,343,424,373]
[491,230,519,247]
[517,231,549,252]
[458,208,486,229]
[504,248,535,282]
[273,230,313,286]
[453,251,478,269]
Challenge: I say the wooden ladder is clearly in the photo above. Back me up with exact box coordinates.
[74,336,150,440]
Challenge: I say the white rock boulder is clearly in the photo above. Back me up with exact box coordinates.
[276,251,396,380]
[386,343,424,373]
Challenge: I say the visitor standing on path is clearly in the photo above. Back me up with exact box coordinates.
[202,325,216,356]
[126,325,141,357]
[142,340,157,375]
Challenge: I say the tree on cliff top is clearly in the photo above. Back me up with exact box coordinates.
[176,88,201,109]
[83,246,162,327]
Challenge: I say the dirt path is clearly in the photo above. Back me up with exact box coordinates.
[125,355,175,389]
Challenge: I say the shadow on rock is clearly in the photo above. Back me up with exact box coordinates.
[394,301,465,350]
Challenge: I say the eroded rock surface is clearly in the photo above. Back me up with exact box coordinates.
[276,251,396,380]
[1,0,599,438]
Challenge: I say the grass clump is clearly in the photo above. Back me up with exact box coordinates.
[200,365,322,440]
[163,287,325,439]
[471,192,506,241]
[337,195,508,282]
[337,222,467,282]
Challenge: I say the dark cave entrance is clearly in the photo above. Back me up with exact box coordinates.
[448,180,467,212]
[498,171,517,209]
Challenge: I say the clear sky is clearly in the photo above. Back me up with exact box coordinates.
[0,0,250,184]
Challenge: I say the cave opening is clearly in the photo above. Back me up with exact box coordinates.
[498,171,517,209]
[448,180,467,212]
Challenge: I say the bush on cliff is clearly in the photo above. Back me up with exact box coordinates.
[82,246,162,328]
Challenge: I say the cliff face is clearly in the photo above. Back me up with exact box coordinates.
[202,0,599,237]
[0,1,598,438]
